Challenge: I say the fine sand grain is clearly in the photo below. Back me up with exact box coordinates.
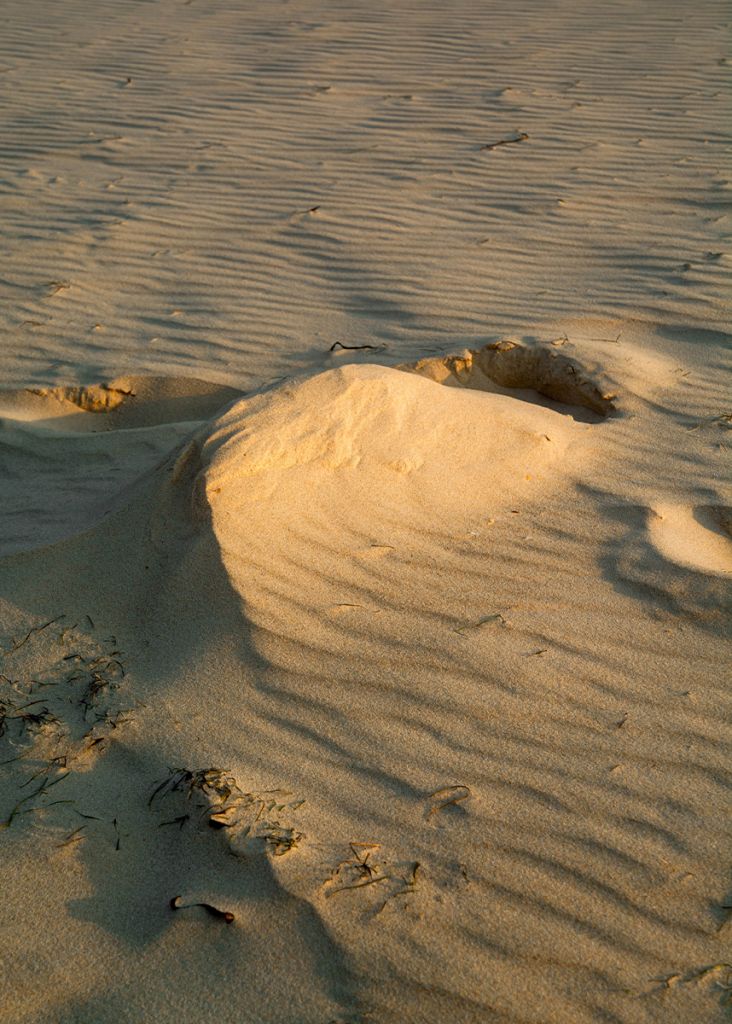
[0,1,730,1023]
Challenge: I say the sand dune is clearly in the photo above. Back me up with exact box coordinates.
[0,1,730,1022]
[1,340,730,1023]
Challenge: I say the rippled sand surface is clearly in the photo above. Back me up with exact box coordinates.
[0,2,730,1022]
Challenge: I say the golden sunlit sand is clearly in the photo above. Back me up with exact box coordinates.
[0,2,730,1022]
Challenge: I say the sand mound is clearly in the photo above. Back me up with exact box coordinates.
[201,362,586,519]
[649,504,732,576]
[0,358,730,1024]
[193,362,597,668]
[0,376,244,556]
[401,339,618,419]
[0,376,244,432]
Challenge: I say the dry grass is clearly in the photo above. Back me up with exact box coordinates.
[149,768,305,856]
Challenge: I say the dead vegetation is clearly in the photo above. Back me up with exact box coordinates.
[452,612,507,637]
[649,962,732,1006]
[426,785,471,819]
[0,615,132,830]
[324,842,423,916]
[169,894,235,924]
[480,131,529,151]
[149,767,305,857]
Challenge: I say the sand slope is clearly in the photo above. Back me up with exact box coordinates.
[1,340,730,1023]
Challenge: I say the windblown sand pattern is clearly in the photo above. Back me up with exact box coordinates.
[0,0,729,387]
[0,2,730,1023]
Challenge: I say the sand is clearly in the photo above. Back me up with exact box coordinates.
[0,1,730,1022]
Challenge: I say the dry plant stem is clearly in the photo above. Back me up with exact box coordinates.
[1,770,70,828]
[326,876,389,897]
[427,785,471,817]
[481,132,529,150]
[330,342,387,352]
[452,613,506,636]
[5,616,65,655]
[57,825,86,849]
[375,863,422,915]
[169,895,235,923]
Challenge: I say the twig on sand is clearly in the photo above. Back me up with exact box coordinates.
[375,862,422,915]
[57,825,87,849]
[330,341,387,352]
[19,755,68,787]
[148,768,235,809]
[480,132,529,151]
[1,771,70,828]
[687,412,732,432]
[452,613,506,637]
[326,875,389,898]
[159,814,190,830]
[170,895,235,923]
[5,616,65,655]
[325,842,386,896]
[427,785,471,818]
[651,963,732,1003]
[149,768,304,855]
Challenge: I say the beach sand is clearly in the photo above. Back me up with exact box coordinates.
[0,1,730,1022]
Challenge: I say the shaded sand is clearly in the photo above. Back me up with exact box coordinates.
[1,340,730,1024]
[649,505,732,577]
[1,2,731,1023]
